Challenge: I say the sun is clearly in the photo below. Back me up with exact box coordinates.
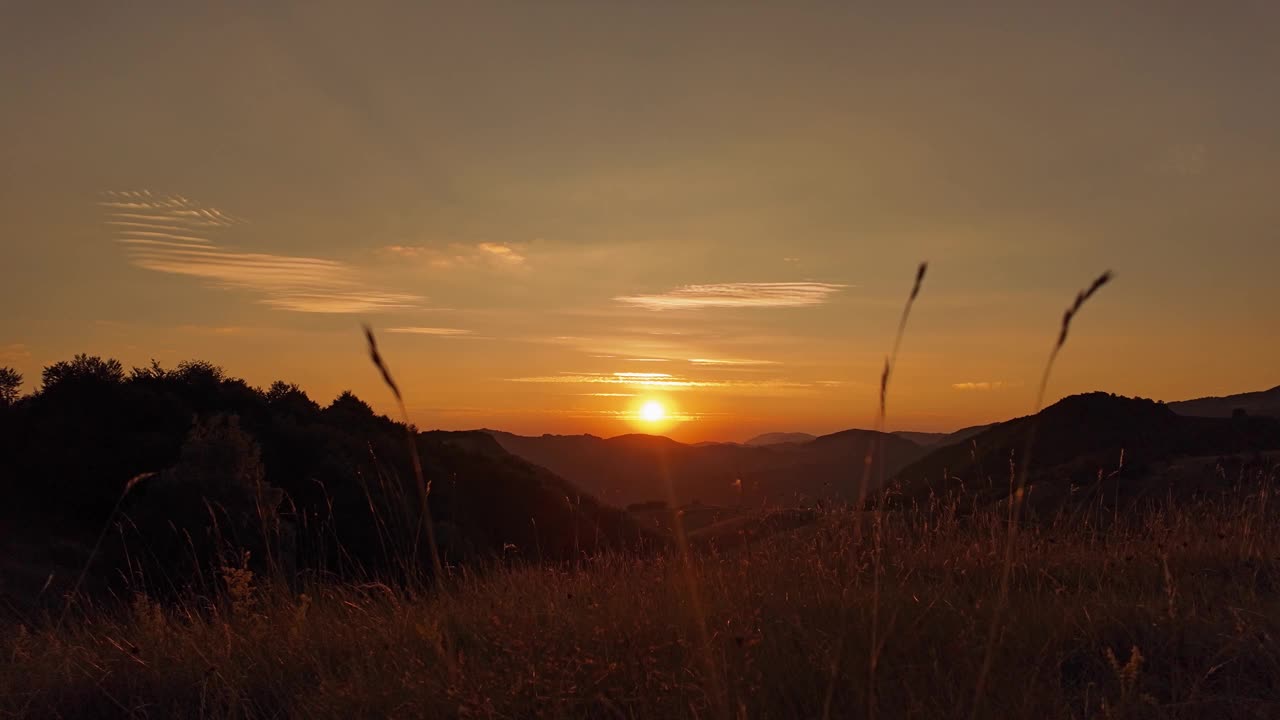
[639,400,666,423]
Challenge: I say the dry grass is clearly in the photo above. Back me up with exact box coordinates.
[5,465,1277,719]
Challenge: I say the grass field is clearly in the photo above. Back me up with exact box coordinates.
[5,463,1276,719]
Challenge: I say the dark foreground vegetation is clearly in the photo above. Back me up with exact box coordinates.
[3,463,1278,719]
[2,356,1279,718]
[0,355,647,609]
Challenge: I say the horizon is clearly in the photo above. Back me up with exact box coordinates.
[4,346,1274,444]
[5,3,1280,443]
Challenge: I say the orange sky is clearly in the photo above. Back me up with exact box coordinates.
[3,4,1278,442]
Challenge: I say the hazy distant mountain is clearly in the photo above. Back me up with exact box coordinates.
[892,424,991,448]
[744,432,817,446]
[1168,385,1280,419]
[483,428,926,507]
[893,392,1280,508]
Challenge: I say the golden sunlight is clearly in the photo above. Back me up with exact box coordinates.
[639,400,666,423]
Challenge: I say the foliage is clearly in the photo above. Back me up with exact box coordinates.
[0,355,651,599]
[40,353,125,392]
[0,366,20,406]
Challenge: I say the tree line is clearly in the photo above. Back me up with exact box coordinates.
[0,356,648,601]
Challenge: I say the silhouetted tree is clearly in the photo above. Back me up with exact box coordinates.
[117,414,289,592]
[2,352,653,598]
[0,366,21,406]
[40,354,125,393]
[266,380,319,419]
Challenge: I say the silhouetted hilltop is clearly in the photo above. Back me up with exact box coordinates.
[1169,385,1280,419]
[0,356,649,606]
[892,392,1280,507]
[744,432,817,447]
[485,427,925,507]
[892,424,991,447]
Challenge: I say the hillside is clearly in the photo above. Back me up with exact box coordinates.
[744,432,817,446]
[892,392,1280,509]
[0,357,650,609]
[891,424,991,447]
[1169,385,1280,419]
[484,428,926,507]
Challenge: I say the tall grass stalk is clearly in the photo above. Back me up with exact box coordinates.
[970,271,1112,717]
[362,325,445,585]
[825,262,928,720]
[362,325,456,682]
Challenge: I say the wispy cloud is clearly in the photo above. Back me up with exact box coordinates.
[688,357,779,366]
[382,242,527,269]
[615,282,848,310]
[612,372,674,379]
[103,191,422,314]
[508,374,722,389]
[386,327,474,337]
[952,381,1006,391]
[506,371,811,393]
[476,242,525,265]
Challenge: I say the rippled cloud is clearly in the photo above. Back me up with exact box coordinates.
[103,191,422,314]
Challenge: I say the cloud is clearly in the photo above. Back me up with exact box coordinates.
[381,242,527,270]
[104,191,422,314]
[506,371,811,393]
[263,291,421,314]
[688,357,779,366]
[385,327,474,337]
[117,230,215,245]
[612,372,674,379]
[952,381,1006,391]
[507,374,723,389]
[615,282,847,310]
[100,191,242,227]
[476,242,525,265]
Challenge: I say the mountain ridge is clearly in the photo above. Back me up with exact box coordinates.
[1168,385,1280,419]
[482,427,925,507]
[891,391,1280,510]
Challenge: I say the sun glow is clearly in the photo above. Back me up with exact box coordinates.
[639,400,666,423]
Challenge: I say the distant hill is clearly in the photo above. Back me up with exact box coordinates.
[892,424,991,448]
[892,392,1280,509]
[744,432,817,446]
[1168,385,1280,419]
[484,428,926,507]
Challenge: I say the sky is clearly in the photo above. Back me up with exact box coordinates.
[2,2,1278,442]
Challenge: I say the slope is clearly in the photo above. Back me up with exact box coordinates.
[485,428,926,507]
[892,392,1280,508]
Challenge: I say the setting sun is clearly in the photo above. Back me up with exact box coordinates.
[639,400,666,423]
